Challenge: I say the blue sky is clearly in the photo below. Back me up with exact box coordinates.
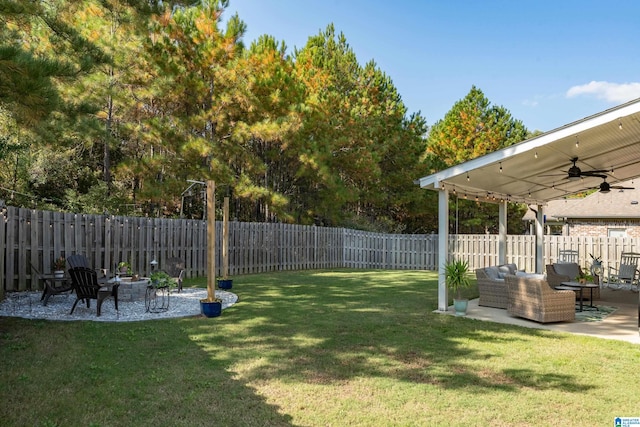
[223,0,640,132]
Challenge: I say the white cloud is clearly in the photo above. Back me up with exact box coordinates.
[566,81,640,103]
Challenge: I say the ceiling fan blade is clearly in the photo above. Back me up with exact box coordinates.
[547,157,612,180]
[580,170,611,176]
[538,173,568,178]
[610,186,635,190]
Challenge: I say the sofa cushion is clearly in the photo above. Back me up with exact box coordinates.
[484,266,500,280]
[553,263,580,279]
[498,264,517,277]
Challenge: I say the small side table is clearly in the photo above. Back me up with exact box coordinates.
[145,285,170,313]
[557,282,599,312]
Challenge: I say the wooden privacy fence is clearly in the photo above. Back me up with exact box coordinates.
[2,206,640,298]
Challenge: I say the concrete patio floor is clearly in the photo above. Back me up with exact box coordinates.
[440,287,639,345]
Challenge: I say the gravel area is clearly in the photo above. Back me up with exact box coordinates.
[0,288,238,322]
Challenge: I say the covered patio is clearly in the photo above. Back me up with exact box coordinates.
[446,287,639,344]
[416,98,640,339]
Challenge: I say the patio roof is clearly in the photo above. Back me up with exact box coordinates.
[416,98,640,205]
[417,98,640,320]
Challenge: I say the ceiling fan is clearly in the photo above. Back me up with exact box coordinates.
[595,176,635,193]
[553,157,610,180]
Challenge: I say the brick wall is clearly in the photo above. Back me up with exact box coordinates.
[568,220,640,238]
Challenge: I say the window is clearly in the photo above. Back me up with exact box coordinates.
[608,228,627,238]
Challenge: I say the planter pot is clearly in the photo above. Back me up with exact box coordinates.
[453,299,469,316]
[200,300,222,318]
[217,279,233,290]
[53,270,65,279]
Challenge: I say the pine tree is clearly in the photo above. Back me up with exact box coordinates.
[424,86,529,234]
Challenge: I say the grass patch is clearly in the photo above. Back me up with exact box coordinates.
[0,269,637,426]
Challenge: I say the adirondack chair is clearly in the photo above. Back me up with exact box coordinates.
[164,257,185,292]
[30,262,73,306]
[67,254,109,283]
[606,252,640,291]
[68,267,119,317]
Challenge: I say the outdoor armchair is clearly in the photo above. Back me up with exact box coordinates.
[546,263,600,300]
[67,254,110,283]
[69,267,119,317]
[30,262,73,306]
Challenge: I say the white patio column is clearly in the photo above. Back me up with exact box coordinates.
[438,188,449,312]
[498,200,507,265]
[535,205,545,274]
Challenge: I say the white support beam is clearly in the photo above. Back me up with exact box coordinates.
[536,205,544,274]
[498,201,507,265]
[438,189,449,312]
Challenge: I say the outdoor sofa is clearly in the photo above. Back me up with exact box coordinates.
[505,274,576,323]
[475,263,519,309]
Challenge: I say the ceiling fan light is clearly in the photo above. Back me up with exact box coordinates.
[567,164,581,180]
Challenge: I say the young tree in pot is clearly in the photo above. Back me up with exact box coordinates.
[445,259,472,316]
[201,181,222,317]
[217,196,233,290]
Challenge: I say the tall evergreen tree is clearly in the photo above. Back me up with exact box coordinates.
[142,1,248,210]
[424,86,529,234]
[0,0,106,127]
[425,86,527,171]
[294,25,430,230]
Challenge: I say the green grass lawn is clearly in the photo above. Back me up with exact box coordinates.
[1,269,638,426]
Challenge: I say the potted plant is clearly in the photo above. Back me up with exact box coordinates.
[576,271,594,284]
[117,261,131,275]
[53,256,66,278]
[217,277,233,290]
[149,271,177,290]
[201,296,222,317]
[589,254,603,284]
[445,258,472,316]
[146,271,176,312]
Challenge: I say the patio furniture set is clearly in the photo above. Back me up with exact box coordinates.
[475,253,640,323]
[475,263,576,323]
[31,255,185,317]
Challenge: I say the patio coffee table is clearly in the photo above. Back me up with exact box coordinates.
[556,281,599,312]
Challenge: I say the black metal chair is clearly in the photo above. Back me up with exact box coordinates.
[165,257,185,292]
[68,267,119,317]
